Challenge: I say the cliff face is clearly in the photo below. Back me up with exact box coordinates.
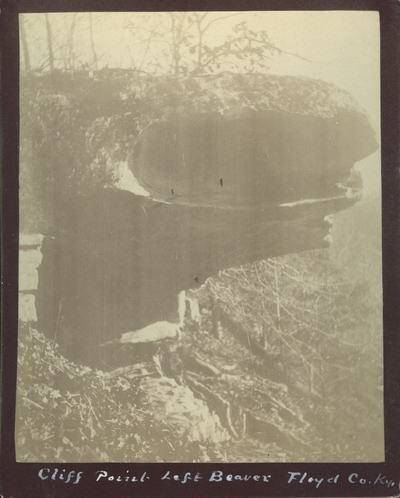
[30,73,379,367]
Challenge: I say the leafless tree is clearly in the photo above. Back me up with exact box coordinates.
[88,13,99,71]
[20,14,31,72]
[125,12,302,77]
[45,13,55,72]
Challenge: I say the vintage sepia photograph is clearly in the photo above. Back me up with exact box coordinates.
[16,11,383,463]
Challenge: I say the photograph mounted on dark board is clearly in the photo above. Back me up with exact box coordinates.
[2,3,400,498]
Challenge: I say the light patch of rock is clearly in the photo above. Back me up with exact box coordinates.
[140,376,230,445]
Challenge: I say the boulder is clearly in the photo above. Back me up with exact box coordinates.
[131,73,377,208]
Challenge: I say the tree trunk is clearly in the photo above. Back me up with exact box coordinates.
[45,13,55,73]
[20,14,31,72]
[89,13,98,71]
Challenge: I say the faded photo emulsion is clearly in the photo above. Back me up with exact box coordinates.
[17,11,383,463]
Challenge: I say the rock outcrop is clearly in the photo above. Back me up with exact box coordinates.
[31,73,378,366]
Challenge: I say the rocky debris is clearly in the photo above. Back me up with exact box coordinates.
[141,376,230,447]
[103,355,232,447]
[102,351,232,447]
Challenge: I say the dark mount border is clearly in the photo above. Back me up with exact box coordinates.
[1,1,399,497]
